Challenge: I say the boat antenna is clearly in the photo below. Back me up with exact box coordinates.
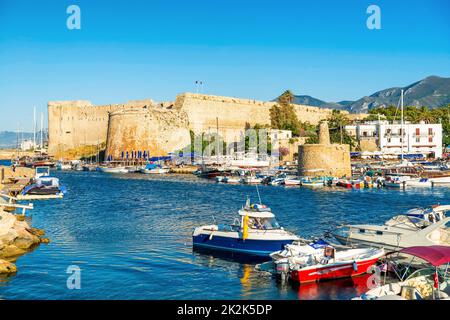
[255,184,262,204]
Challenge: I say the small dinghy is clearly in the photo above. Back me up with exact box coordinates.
[192,199,299,256]
[288,246,384,283]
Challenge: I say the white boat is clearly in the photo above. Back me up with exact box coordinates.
[288,246,384,283]
[429,176,450,185]
[405,178,433,188]
[332,205,450,250]
[283,177,301,186]
[355,246,450,300]
[269,238,330,261]
[301,178,325,188]
[140,168,169,174]
[98,166,129,174]
[384,175,411,188]
[269,177,285,186]
[225,177,242,184]
[139,163,169,174]
[243,176,262,184]
[56,161,72,170]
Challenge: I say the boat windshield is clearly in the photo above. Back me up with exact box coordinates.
[249,217,280,230]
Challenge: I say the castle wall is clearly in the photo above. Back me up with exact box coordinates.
[105,108,191,158]
[48,93,352,159]
[175,93,335,139]
[47,101,127,157]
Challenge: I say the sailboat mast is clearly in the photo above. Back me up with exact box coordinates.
[33,106,36,151]
[400,89,404,161]
[40,112,44,150]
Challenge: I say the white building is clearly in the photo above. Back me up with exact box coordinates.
[20,139,36,151]
[345,121,443,158]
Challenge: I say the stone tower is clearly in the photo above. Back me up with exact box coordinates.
[318,121,330,145]
[297,120,351,178]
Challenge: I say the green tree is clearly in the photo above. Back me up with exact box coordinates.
[270,90,302,136]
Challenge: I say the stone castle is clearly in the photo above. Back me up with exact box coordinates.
[47,92,352,159]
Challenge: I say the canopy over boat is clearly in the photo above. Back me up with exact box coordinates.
[238,209,275,218]
[399,246,450,266]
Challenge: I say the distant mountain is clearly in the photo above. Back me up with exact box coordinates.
[275,76,450,113]
[0,131,33,149]
[347,76,450,113]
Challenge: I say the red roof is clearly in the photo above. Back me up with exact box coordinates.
[400,246,450,266]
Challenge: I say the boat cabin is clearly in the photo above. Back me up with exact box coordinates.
[35,166,51,179]
[238,205,281,230]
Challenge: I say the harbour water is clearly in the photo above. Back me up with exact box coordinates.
[0,170,449,300]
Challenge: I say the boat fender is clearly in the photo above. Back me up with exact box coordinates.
[209,233,214,240]
[353,261,358,272]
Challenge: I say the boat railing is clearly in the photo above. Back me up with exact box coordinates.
[345,225,406,237]
[0,193,33,215]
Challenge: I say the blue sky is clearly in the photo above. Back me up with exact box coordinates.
[0,0,449,131]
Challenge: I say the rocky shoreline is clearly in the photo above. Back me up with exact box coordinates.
[0,166,49,275]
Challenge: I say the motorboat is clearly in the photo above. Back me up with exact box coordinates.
[355,246,450,300]
[269,238,330,261]
[269,177,285,186]
[384,175,411,188]
[20,176,67,199]
[192,199,299,256]
[429,176,450,186]
[224,176,242,184]
[56,160,72,170]
[34,166,51,179]
[139,163,169,174]
[331,205,450,250]
[98,166,129,174]
[242,176,263,184]
[335,179,352,188]
[301,177,325,188]
[283,177,301,186]
[405,178,433,188]
[288,246,385,283]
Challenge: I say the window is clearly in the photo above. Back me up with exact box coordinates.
[388,138,391,143]
[428,128,433,135]
[416,128,420,135]
[416,137,420,143]
[429,137,433,143]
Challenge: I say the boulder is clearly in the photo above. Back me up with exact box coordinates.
[0,258,17,274]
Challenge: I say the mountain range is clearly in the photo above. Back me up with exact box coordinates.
[0,131,35,149]
[282,76,450,113]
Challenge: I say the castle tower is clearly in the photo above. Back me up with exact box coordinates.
[298,120,351,178]
[318,121,330,145]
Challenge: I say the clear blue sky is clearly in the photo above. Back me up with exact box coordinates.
[0,0,449,131]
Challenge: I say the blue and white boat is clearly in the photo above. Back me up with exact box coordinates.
[192,199,299,256]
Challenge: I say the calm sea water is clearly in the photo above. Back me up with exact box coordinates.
[0,170,448,300]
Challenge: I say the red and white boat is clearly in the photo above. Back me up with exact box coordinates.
[289,246,384,283]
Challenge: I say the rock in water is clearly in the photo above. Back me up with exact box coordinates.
[0,259,17,274]
[0,209,46,272]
